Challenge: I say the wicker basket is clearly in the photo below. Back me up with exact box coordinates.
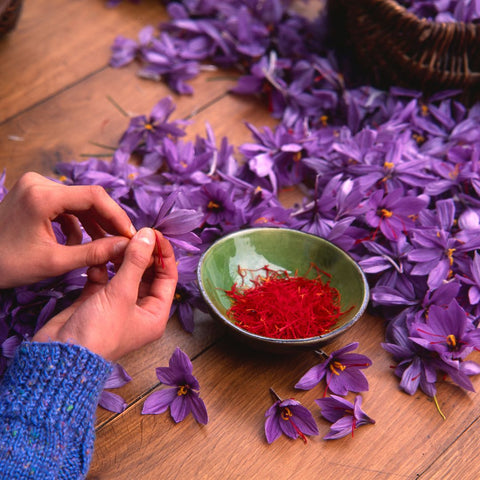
[327,0,480,102]
[0,0,22,37]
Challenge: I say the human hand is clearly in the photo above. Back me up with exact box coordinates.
[0,172,136,289]
[32,228,178,361]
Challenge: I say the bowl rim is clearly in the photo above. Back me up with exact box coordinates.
[196,227,370,346]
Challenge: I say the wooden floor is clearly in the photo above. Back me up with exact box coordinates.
[1,1,480,479]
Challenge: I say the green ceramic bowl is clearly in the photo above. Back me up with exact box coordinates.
[197,227,369,353]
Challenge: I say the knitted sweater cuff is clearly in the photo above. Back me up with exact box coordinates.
[0,342,113,425]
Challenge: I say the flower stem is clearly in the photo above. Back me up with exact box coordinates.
[106,95,130,117]
[433,395,446,420]
[269,387,282,402]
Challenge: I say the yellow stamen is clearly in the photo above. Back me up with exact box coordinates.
[144,123,154,130]
[281,407,293,421]
[384,161,394,169]
[177,385,188,396]
[293,152,302,162]
[207,200,220,210]
[58,175,68,183]
[447,248,455,266]
[128,172,137,180]
[381,208,393,218]
[329,361,346,376]
[175,293,182,301]
[320,115,328,127]
[421,105,429,116]
[412,133,425,145]
[448,164,460,180]
[254,217,269,224]
[446,334,457,347]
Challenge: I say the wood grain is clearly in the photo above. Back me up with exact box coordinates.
[89,313,480,479]
[1,1,480,479]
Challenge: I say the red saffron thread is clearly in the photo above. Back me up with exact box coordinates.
[225,264,352,340]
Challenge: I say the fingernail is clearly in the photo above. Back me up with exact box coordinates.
[130,224,137,237]
[135,228,154,245]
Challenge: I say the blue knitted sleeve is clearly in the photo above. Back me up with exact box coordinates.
[0,342,113,479]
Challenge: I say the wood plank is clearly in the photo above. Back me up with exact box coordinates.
[0,65,240,188]
[88,312,480,479]
[0,0,166,122]
[417,417,479,480]
[95,311,223,426]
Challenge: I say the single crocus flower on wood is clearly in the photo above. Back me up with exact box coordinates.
[142,347,208,425]
[316,394,375,440]
[295,342,372,396]
[264,388,319,444]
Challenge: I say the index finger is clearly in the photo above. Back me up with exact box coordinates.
[51,184,136,239]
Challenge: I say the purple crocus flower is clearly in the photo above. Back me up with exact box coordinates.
[169,281,208,333]
[364,187,428,242]
[142,347,208,424]
[316,394,375,440]
[98,364,132,413]
[410,300,480,361]
[118,97,187,154]
[264,389,319,444]
[295,342,372,396]
[408,199,480,289]
[127,189,202,252]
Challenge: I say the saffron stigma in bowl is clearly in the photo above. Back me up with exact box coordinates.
[224,265,353,340]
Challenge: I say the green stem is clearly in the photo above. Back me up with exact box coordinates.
[433,395,446,420]
[106,95,129,117]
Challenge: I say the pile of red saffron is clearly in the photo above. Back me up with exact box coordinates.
[225,265,349,340]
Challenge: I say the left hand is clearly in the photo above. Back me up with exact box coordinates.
[0,172,136,288]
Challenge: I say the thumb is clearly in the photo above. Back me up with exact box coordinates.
[110,228,156,296]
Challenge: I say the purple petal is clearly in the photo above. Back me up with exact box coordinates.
[142,388,177,414]
[170,395,190,423]
[99,391,128,413]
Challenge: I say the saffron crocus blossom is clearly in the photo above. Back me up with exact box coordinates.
[264,389,319,444]
[142,347,208,425]
[98,364,132,413]
[410,300,480,361]
[118,96,187,154]
[129,189,202,253]
[295,342,372,396]
[316,394,375,440]
[169,281,208,333]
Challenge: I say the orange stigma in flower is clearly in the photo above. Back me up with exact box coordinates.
[58,175,68,183]
[177,385,188,396]
[329,361,346,376]
[320,115,328,127]
[446,334,457,348]
[144,123,154,130]
[421,105,429,116]
[281,407,293,421]
[293,152,302,162]
[128,172,137,180]
[207,200,220,210]
[381,208,393,218]
[384,161,394,169]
